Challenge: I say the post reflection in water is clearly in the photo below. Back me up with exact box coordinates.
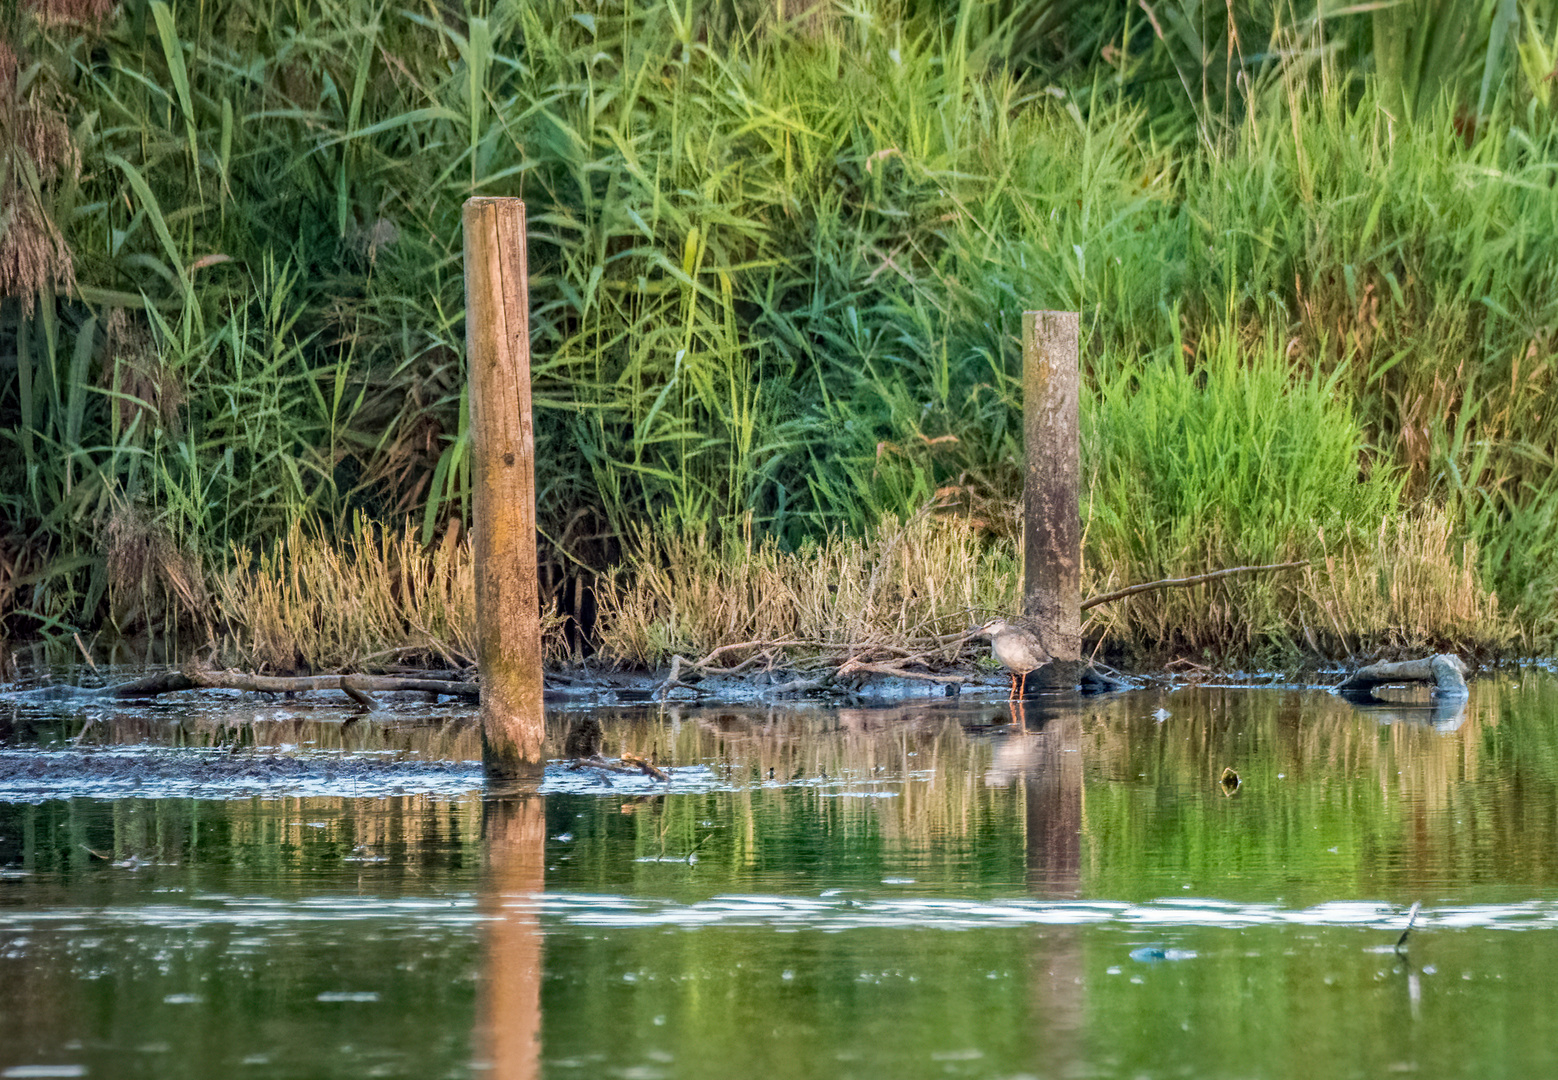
[474,793,546,1080]
[990,697,1087,1071]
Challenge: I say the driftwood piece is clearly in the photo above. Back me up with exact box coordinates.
[340,677,381,713]
[105,670,199,697]
[568,753,669,783]
[4,668,475,705]
[1078,664,1133,693]
[566,758,634,783]
[655,654,699,701]
[621,751,670,782]
[761,674,828,698]
[656,639,827,699]
[835,658,968,683]
[1335,654,1469,698]
[183,666,480,700]
[0,670,200,701]
[1396,900,1423,955]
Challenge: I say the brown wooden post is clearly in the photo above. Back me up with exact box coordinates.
[464,197,544,780]
[1022,310,1082,686]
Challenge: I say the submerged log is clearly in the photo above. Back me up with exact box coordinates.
[183,666,479,704]
[1335,654,1469,698]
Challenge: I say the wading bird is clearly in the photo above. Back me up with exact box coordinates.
[973,616,1053,699]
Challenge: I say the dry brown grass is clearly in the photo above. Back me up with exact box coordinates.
[0,192,74,307]
[24,0,117,27]
[102,503,209,636]
[215,516,481,672]
[102,309,185,433]
[1,41,78,308]
[1301,506,1513,657]
[593,511,1022,670]
[1080,504,1514,663]
[210,512,1017,675]
[208,505,1513,676]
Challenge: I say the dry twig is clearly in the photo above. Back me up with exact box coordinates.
[1081,561,1309,611]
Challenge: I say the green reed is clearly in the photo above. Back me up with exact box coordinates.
[2,0,1556,659]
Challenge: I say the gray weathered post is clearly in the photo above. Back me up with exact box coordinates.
[1022,310,1082,686]
[464,197,544,780]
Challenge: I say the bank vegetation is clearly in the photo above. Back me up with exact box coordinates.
[2,0,1553,670]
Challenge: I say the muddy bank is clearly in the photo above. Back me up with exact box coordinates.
[545,665,1020,704]
[0,663,1032,709]
[0,657,1341,717]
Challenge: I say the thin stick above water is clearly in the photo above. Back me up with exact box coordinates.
[1395,900,1422,954]
[1081,561,1310,611]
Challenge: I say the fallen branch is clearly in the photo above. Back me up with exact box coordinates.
[656,639,833,699]
[183,666,479,700]
[568,757,638,777]
[1335,654,1468,698]
[654,654,700,701]
[106,670,199,697]
[340,676,380,713]
[691,639,820,669]
[761,675,828,697]
[621,751,669,782]
[1081,561,1310,611]
[1396,900,1422,955]
[651,628,980,699]
[568,753,669,783]
[835,658,969,683]
[0,670,202,701]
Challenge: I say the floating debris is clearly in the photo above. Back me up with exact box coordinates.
[1129,946,1198,963]
[1396,900,1423,954]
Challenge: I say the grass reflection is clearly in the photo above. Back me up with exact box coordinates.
[5,681,1558,1078]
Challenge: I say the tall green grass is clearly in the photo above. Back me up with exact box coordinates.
[1,0,1556,658]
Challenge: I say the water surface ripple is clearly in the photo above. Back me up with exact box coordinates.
[6,679,1558,1079]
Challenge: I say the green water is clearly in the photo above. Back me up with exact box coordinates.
[5,675,1558,1078]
